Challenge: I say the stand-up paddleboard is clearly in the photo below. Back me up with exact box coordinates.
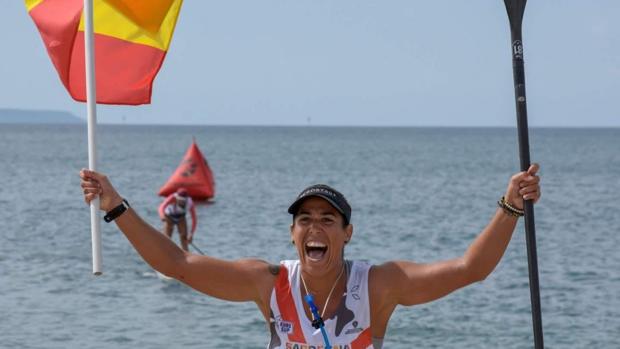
[156,271,175,282]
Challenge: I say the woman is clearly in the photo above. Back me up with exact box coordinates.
[80,164,540,348]
[158,187,197,252]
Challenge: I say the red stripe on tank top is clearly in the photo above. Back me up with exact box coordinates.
[275,265,306,343]
[350,327,373,349]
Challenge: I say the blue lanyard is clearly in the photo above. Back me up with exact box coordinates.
[304,294,332,349]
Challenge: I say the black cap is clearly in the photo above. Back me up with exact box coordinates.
[288,184,352,225]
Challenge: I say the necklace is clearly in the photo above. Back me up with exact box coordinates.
[301,262,348,349]
[300,262,346,319]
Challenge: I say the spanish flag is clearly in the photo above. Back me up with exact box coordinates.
[25,0,183,105]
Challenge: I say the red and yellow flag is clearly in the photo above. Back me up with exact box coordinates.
[25,0,183,105]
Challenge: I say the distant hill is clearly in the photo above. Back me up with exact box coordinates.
[0,108,84,124]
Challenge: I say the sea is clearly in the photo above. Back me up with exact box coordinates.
[0,124,618,348]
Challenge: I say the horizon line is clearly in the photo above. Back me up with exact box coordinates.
[2,121,619,129]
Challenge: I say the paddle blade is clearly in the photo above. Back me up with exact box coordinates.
[503,0,527,32]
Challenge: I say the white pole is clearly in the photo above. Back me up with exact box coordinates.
[84,0,102,275]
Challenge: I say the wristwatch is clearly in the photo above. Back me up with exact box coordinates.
[104,199,130,223]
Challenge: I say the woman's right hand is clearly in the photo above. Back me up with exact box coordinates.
[79,169,124,212]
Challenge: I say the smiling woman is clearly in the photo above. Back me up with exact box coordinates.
[79,163,541,348]
[289,191,351,270]
[289,186,351,272]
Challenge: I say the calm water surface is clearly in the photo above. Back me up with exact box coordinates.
[0,124,618,348]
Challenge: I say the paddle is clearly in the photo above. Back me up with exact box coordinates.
[502,1,544,348]
[190,242,206,255]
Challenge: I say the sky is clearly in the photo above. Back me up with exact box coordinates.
[1,1,618,127]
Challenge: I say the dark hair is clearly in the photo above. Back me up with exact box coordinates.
[176,187,189,197]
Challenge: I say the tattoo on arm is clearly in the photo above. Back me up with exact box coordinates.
[268,264,280,276]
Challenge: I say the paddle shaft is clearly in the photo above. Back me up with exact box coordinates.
[504,1,544,348]
[190,242,205,255]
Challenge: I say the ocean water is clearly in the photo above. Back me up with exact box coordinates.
[0,124,618,348]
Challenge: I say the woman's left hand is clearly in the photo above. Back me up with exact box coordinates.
[504,163,541,210]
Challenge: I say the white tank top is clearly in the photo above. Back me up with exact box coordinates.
[164,198,193,217]
[267,260,378,349]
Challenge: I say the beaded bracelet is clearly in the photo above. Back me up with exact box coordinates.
[497,196,524,217]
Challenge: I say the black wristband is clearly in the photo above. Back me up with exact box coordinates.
[104,199,130,223]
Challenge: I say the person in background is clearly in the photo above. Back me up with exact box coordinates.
[158,187,197,251]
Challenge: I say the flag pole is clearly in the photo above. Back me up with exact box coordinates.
[503,0,543,347]
[84,0,102,275]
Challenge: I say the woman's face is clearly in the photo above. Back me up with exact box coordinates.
[290,197,352,277]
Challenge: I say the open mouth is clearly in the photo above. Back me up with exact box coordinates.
[305,241,328,261]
